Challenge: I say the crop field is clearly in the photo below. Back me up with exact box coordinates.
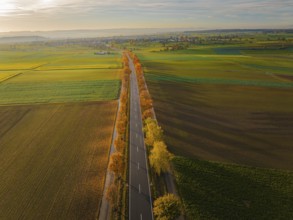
[0,43,121,219]
[0,45,121,105]
[137,43,293,170]
[0,45,121,70]
[0,71,21,82]
[0,101,117,220]
[136,38,293,219]
[173,156,293,220]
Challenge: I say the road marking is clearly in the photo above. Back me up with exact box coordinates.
[136,134,138,138]
[137,146,139,152]
[140,214,143,220]
[139,184,141,193]
[138,162,140,170]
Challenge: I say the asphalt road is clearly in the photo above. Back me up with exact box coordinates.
[128,55,153,220]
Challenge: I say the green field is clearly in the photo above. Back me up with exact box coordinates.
[0,43,120,219]
[0,79,119,105]
[0,45,121,105]
[0,45,121,70]
[137,43,293,170]
[174,156,293,220]
[136,37,293,218]
[0,101,117,220]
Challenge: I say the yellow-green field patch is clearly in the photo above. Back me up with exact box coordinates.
[0,46,121,71]
[0,45,122,105]
[0,71,22,82]
[7,69,120,83]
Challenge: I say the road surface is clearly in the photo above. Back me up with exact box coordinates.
[128,55,153,220]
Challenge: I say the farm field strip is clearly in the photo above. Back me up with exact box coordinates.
[174,156,293,220]
[0,80,120,105]
[0,101,118,220]
[146,73,293,88]
[6,69,120,82]
[136,44,293,170]
[0,50,122,71]
[0,71,22,82]
[0,46,122,105]
[0,44,123,219]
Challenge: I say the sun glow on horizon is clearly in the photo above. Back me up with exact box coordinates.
[40,0,55,6]
[0,0,292,32]
[0,2,17,16]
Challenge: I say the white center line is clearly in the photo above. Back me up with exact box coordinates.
[140,214,143,220]
[136,134,138,138]
[136,123,138,127]
[139,184,141,193]
[138,162,140,170]
[137,146,139,152]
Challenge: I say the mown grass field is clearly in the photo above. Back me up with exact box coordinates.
[0,101,117,220]
[173,156,293,220]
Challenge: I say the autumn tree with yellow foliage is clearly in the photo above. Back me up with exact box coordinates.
[144,117,163,146]
[153,194,181,220]
[109,152,124,176]
[106,52,130,215]
[149,141,173,176]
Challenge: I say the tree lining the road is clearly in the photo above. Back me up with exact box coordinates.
[128,53,180,217]
[144,117,164,146]
[106,51,130,219]
[153,194,182,220]
[126,51,182,219]
[150,141,173,176]
[129,52,154,120]
[129,52,172,177]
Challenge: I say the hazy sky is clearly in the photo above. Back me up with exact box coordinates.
[0,0,292,32]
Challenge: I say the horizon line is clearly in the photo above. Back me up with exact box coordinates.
[1,27,293,34]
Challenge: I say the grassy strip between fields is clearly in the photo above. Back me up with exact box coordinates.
[173,156,293,220]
